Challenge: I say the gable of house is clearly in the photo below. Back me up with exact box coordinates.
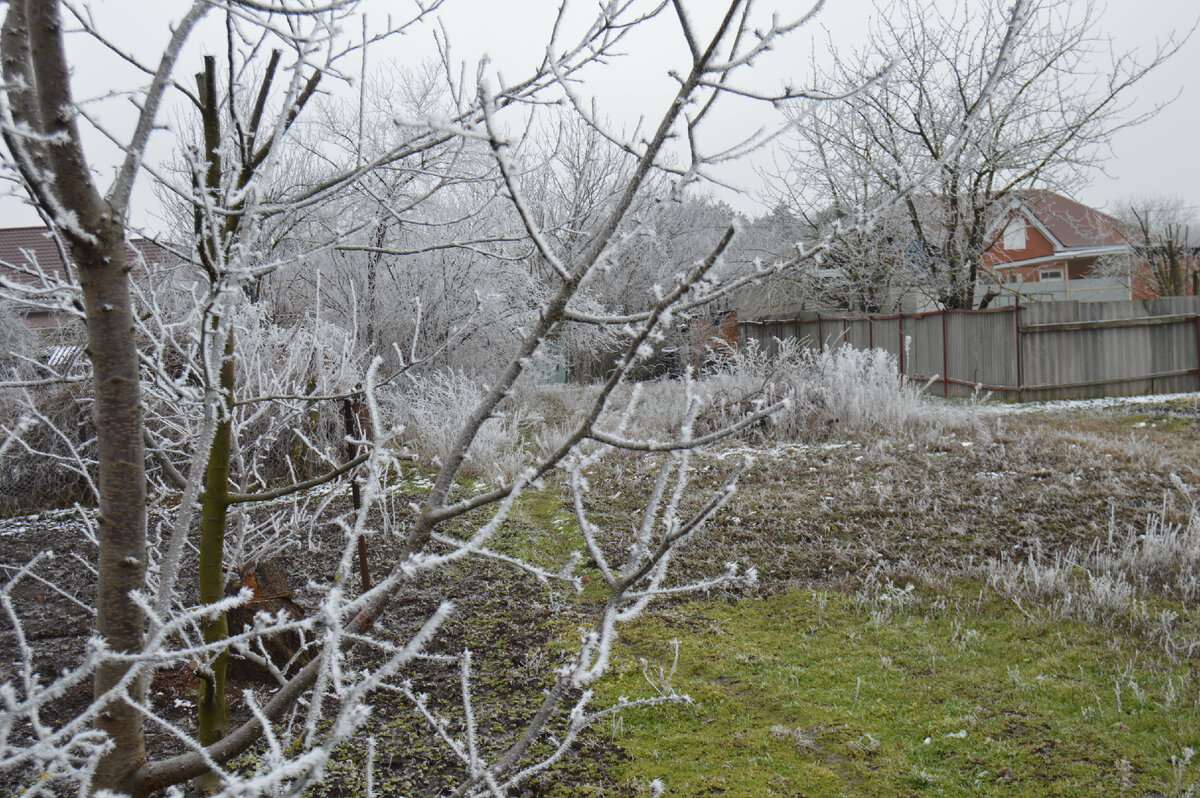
[984,209,1060,267]
[1017,190,1131,249]
[984,191,1134,263]
[977,192,1158,305]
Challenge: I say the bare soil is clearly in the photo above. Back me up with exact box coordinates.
[666,404,1200,592]
[0,484,626,796]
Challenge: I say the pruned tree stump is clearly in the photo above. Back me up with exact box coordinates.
[223,560,313,684]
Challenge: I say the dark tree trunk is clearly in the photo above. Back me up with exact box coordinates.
[76,219,150,792]
[1,3,149,791]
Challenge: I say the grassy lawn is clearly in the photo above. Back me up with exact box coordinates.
[22,397,1184,796]
[155,397,1200,796]
[511,399,1200,796]
[588,584,1198,796]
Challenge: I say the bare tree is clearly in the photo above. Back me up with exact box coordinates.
[0,2,861,796]
[1118,196,1200,298]
[770,0,1187,309]
[0,1,196,788]
[298,66,516,364]
[742,201,927,314]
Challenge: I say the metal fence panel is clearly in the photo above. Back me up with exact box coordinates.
[741,297,1200,401]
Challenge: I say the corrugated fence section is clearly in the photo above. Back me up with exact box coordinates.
[740,297,1200,401]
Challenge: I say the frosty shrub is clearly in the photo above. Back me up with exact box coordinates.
[138,296,360,490]
[617,338,946,444]
[0,301,33,377]
[384,337,964,493]
[0,384,94,515]
[228,311,359,483]
[0,306,94,514]
[0,307,358,519]
[797,344,930,436]
[386,370,534,484]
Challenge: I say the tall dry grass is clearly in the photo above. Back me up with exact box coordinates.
[386,339,963,487]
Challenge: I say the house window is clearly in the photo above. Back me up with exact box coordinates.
[1040,268,1064,281]
[1004,218,1027,250]
[1006,273,1020,283]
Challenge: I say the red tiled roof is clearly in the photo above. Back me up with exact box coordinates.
[1014,190,1133,250]
[0,226,68,285]
[0,225,176,286]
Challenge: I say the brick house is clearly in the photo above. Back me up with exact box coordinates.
[0,225,176,329]
[981,190,1148,304]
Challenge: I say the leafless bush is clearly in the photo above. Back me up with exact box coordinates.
[0,385,94,516]
[384,370,534,484]
[462,340,971,474]
[0,302,34,378]
[139,297,360,493]
[612,339,963,444]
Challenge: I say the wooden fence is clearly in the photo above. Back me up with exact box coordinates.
[739,297,1200,401]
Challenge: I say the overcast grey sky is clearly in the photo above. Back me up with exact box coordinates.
[434,0,1200,216]
[1070,0,1199,215]
[1,0,1196,228]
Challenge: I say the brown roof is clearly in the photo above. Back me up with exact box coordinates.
[0,226,69,285]
[1014,190,1133,250]
[0,225,176,286]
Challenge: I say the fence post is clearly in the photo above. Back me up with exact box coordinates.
[1194,315,1200,392]
[941,309,948,397]
[1015,301,1023,402]
[898,313,905,381]
[817,314,823,353]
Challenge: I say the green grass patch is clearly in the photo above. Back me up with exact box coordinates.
[587,582,1200,797]
[1113,412,1193,433]
[478,481,622,605]
[506,485,583,566]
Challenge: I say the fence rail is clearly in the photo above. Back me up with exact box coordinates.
[739,297,1200,401]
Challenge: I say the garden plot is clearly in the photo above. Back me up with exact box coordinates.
[3,395,1199,796]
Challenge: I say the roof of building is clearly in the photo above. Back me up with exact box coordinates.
[0,226,69,284]
[0,225,176,286]
[1011,190,1134,250]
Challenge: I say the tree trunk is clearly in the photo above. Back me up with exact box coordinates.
[196,329,235,794]
[0,2,150,789]
[78,219,150,793]
[1169,239,1184,297]
[342,393,371,592]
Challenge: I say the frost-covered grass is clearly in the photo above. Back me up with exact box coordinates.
[620,340,963,443]
[214,392,1200,795]
[985,494,1200,659]
[8,354,1199,795]
[516,399,1200,796]
[386,342,965,489]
